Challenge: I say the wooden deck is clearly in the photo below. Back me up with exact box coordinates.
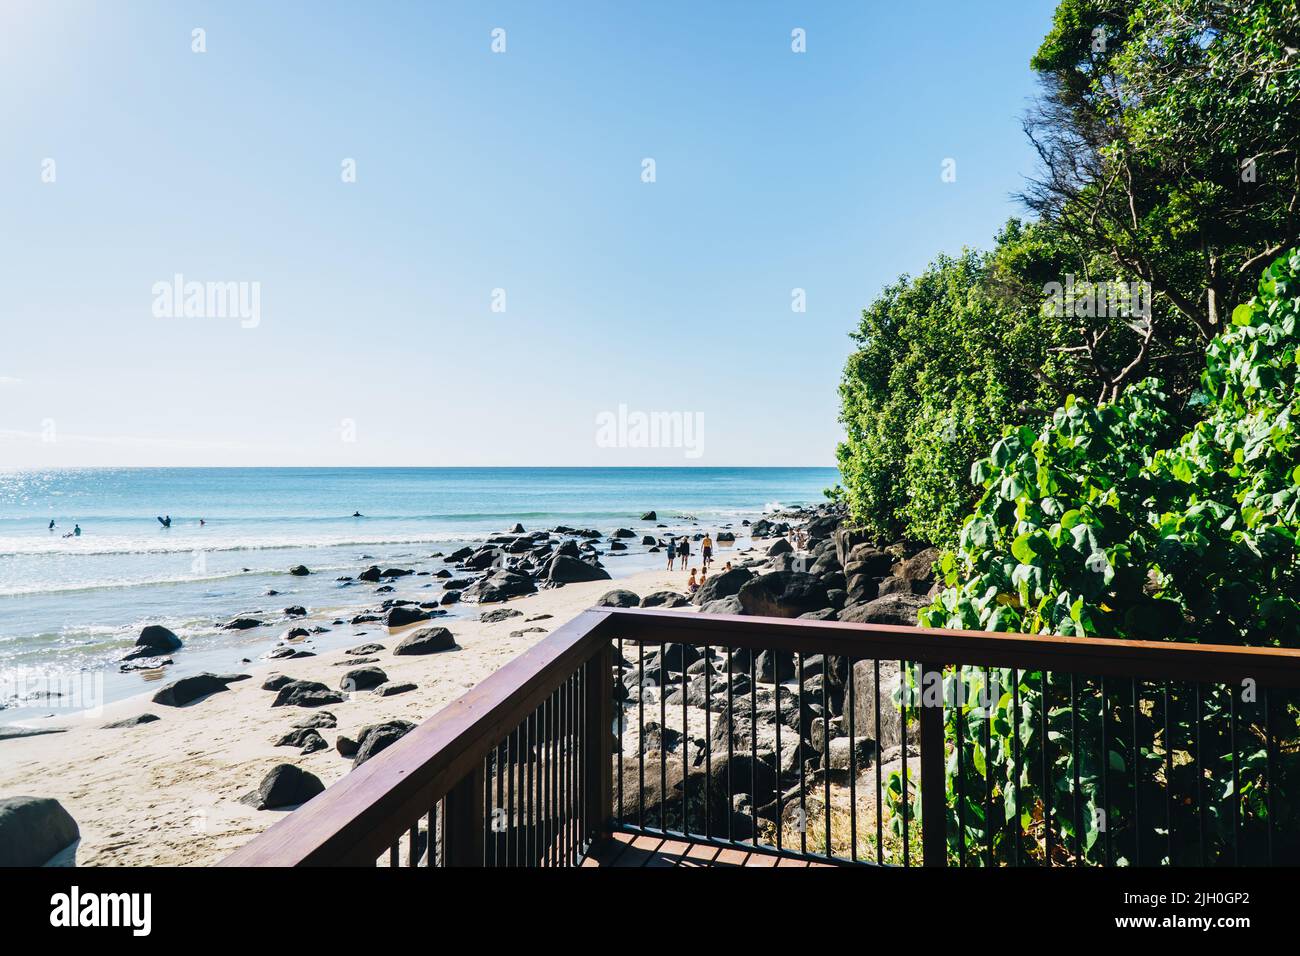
[580,831,837,867]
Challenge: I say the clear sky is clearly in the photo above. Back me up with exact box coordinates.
[0,0,1057,468]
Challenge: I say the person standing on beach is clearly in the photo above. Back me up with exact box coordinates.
[666,537,677,570]
[678,536,691,569]
[701,532,713,569]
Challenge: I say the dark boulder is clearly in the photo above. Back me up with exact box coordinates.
[692,566,753,606]
[612,528,635,538]
[640,590,690,609]
[767,538,793,557]
[122,624,183,660]
[353,720,416,767]
[289,565,311,576]
[465,569,536,603]
[544,555,611,584]
[101,713,160,729]
[152,672,249,706]
[393,626,457,656]
[240,764,325,810]
[0,797,79,866]
[700,595,744,616]
[358,566,382,582]
[261,674,293,691]
[375,681,417,697]
[480,607,523,624]
[274,727,329,754]
[736,572,829,619]
[291,711,337,730]
[596,589,640,608]
[220,618,263,631]
[340,666,388,691]
[440,589,462,605]
[271,680,345,708]
[640,511,657,521]
[385,606,430,628]
[345,642,385,655]
[838,592,928,626]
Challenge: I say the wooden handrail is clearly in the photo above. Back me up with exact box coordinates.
[223,604,1300,866]
[220,609,613,866]
[602,607,1300,687]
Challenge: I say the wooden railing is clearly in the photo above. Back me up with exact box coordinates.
[222,607,1300,867]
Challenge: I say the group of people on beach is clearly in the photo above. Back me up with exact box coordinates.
[666,531,735,596]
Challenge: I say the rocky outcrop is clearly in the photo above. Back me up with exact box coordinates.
[121,625,183,661]
[101,713,160,729]
[692,566,753,606]
[736,571,829,619]
[271,680,345,708]
[465,569,537,603]
[0,796,79,866]
[393,626,456,655]
[240,764,325,810]
[385,606,430,628]
[340,666,388,691]
[543,555,611,584]
[152,672,250,707]
[596,589,640,608]
[640,590,691,608]
[837,592,928,626]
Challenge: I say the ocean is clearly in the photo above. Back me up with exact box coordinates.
[0,467,837,721]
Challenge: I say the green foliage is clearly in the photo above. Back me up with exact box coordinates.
[893,249,1300,865]
[1027,0,1300,338]
[925,248,1300,647]
[836,222,1089,546]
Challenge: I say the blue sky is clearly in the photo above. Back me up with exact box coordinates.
[0,0,1057,468]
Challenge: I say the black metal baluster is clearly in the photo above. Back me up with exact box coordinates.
[1131,679,1141,867]
[1041,670,1051,867]
[901,660,909,867]
[660,641,667,833]
[874,659,883,865]
[1229,684,1240,866]
[956,665,967,866]
[726,645,734,843]
[985,667,994,868]
[1101,677,1111,867]
[1195,683,1206,866]
[848,655,858,863]
[617,638,624,824]
[638,641,645,830]
[1265,687,1275,865]
[1164,681,1173,867]
[681,644,689,837]
[798,652,807,855]
[1013,669,1022,866]
[751,652,758,847]
[823,655,831,859]
[704,644,712,841]
[775,655,784,853]
[1069,674,1080,867]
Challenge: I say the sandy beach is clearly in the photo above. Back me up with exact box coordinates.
[0,565,703,866]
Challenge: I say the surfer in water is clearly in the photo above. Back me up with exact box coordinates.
[352,511,363,517]
[48,519,55,531]
[157,515,172,528]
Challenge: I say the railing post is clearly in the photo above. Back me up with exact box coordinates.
[443,763,485,867]
[583,639,614,848]
[918,660,947,867]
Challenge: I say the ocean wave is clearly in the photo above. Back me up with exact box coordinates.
[0,533,476,559]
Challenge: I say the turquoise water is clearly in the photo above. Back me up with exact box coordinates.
[0,467,836,720]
